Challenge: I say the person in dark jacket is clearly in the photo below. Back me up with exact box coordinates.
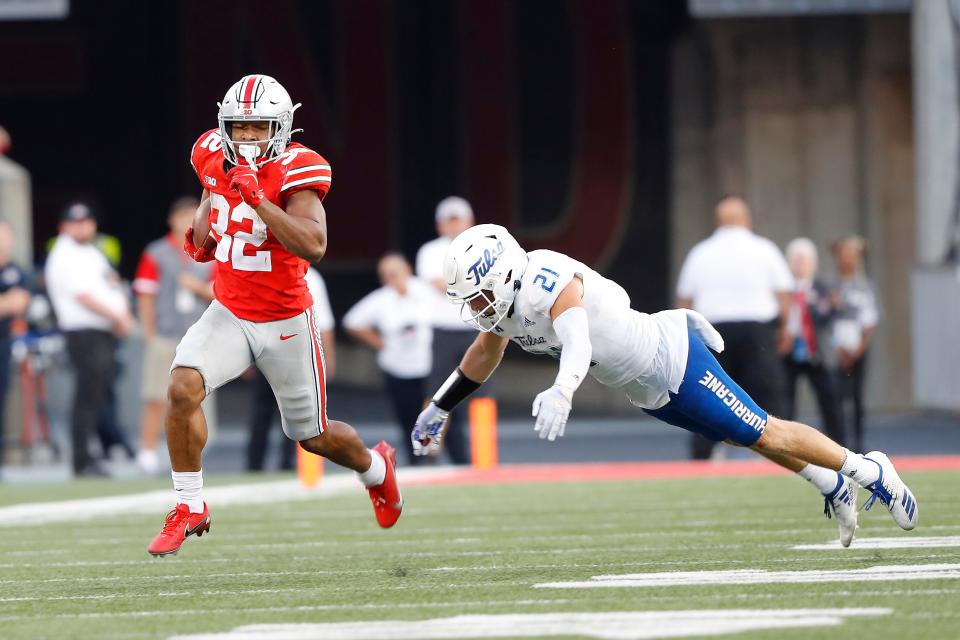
[782,238,845,445]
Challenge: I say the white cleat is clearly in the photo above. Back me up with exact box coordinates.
[862,451,918,530]
[823,474,858,547]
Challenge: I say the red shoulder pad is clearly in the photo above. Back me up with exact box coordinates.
[189,129,225,186]
[277,145,332,202]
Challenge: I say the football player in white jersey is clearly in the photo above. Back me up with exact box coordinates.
[412,225,919,546]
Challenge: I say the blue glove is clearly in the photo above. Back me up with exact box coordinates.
[412,402,450,456]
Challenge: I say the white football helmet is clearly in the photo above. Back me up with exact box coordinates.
[443,224,528,332]
[217,74,302,167]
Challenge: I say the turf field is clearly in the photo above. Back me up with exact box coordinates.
[1,465,959,639]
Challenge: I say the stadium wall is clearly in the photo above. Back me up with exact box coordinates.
[669,14,915,410]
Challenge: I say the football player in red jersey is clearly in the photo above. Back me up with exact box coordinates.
[148,74,402,557]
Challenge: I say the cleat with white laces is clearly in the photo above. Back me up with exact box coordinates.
[147,502,211,557]
[367,441,402,528]
[823,474,858,547]
[861,451,918,530]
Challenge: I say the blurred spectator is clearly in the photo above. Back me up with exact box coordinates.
[45,203,134,477]
[344,253,433,464]
[830,235,879,452]
[0,126,10,155]
[246,266,335,471]
[676,195,793,460]
[783,238,844,444]
[132,197,214,474]
[0,221,30,468]
[94,230,137,461]
[414,196,474,465]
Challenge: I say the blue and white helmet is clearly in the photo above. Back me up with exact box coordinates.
[217,74,302,168]
[443,224,528,332]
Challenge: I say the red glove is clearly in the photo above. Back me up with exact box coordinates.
[183,227,215,263]
[227,165,264,208]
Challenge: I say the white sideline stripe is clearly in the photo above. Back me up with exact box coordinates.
[0,599,572,623]
[166,609,891,640]
[793,536,960,550]
[0,467,456,527]
[535,563,960,589]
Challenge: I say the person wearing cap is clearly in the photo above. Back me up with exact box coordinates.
[45,202,134,477]
[414,197,475,464]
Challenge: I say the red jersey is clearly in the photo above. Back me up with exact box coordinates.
[189,129,332,321]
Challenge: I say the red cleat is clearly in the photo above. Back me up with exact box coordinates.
[367,441,403,528]
[147,502,211,557]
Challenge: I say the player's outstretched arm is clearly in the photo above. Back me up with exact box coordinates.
[412,331,508,455]
[460,330,509,383]
[533,278,591,441]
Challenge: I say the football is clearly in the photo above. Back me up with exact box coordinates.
[192,198,216,251]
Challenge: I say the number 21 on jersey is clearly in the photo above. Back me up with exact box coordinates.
[533,267,559,292]
[208,193,271,272]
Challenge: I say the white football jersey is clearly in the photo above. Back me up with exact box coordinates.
[474,250,690,407]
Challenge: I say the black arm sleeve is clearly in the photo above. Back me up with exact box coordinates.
[432,368,482,411]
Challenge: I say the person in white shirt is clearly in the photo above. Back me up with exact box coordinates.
[45,202,134,477]
[414,196,475,464]
[411,224,919,548]
[676,196,793,459]
[246,266,337,471]
[345,253,433,464]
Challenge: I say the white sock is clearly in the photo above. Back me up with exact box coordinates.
[839,448,880,487]
[172,470,205,513]
[357,449,386,488]
[798,464,843,495]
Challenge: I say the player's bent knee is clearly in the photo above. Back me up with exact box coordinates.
[300,432,336,458]
[751,416,786,453]
[167,368,205,414]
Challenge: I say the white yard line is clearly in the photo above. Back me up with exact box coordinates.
[535,563,960,589]
[793,536,960,550]
[0,579,539,603]
[0,467,455,527]
[0,599,573,623]
[165,609,892,640]
[4,555,958,585]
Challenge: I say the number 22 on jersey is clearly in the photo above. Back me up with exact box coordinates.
[208,193,271,272]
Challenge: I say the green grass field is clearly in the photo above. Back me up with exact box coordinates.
[1,468,959,639]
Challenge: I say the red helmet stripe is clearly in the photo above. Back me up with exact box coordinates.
[241,74,259,106]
